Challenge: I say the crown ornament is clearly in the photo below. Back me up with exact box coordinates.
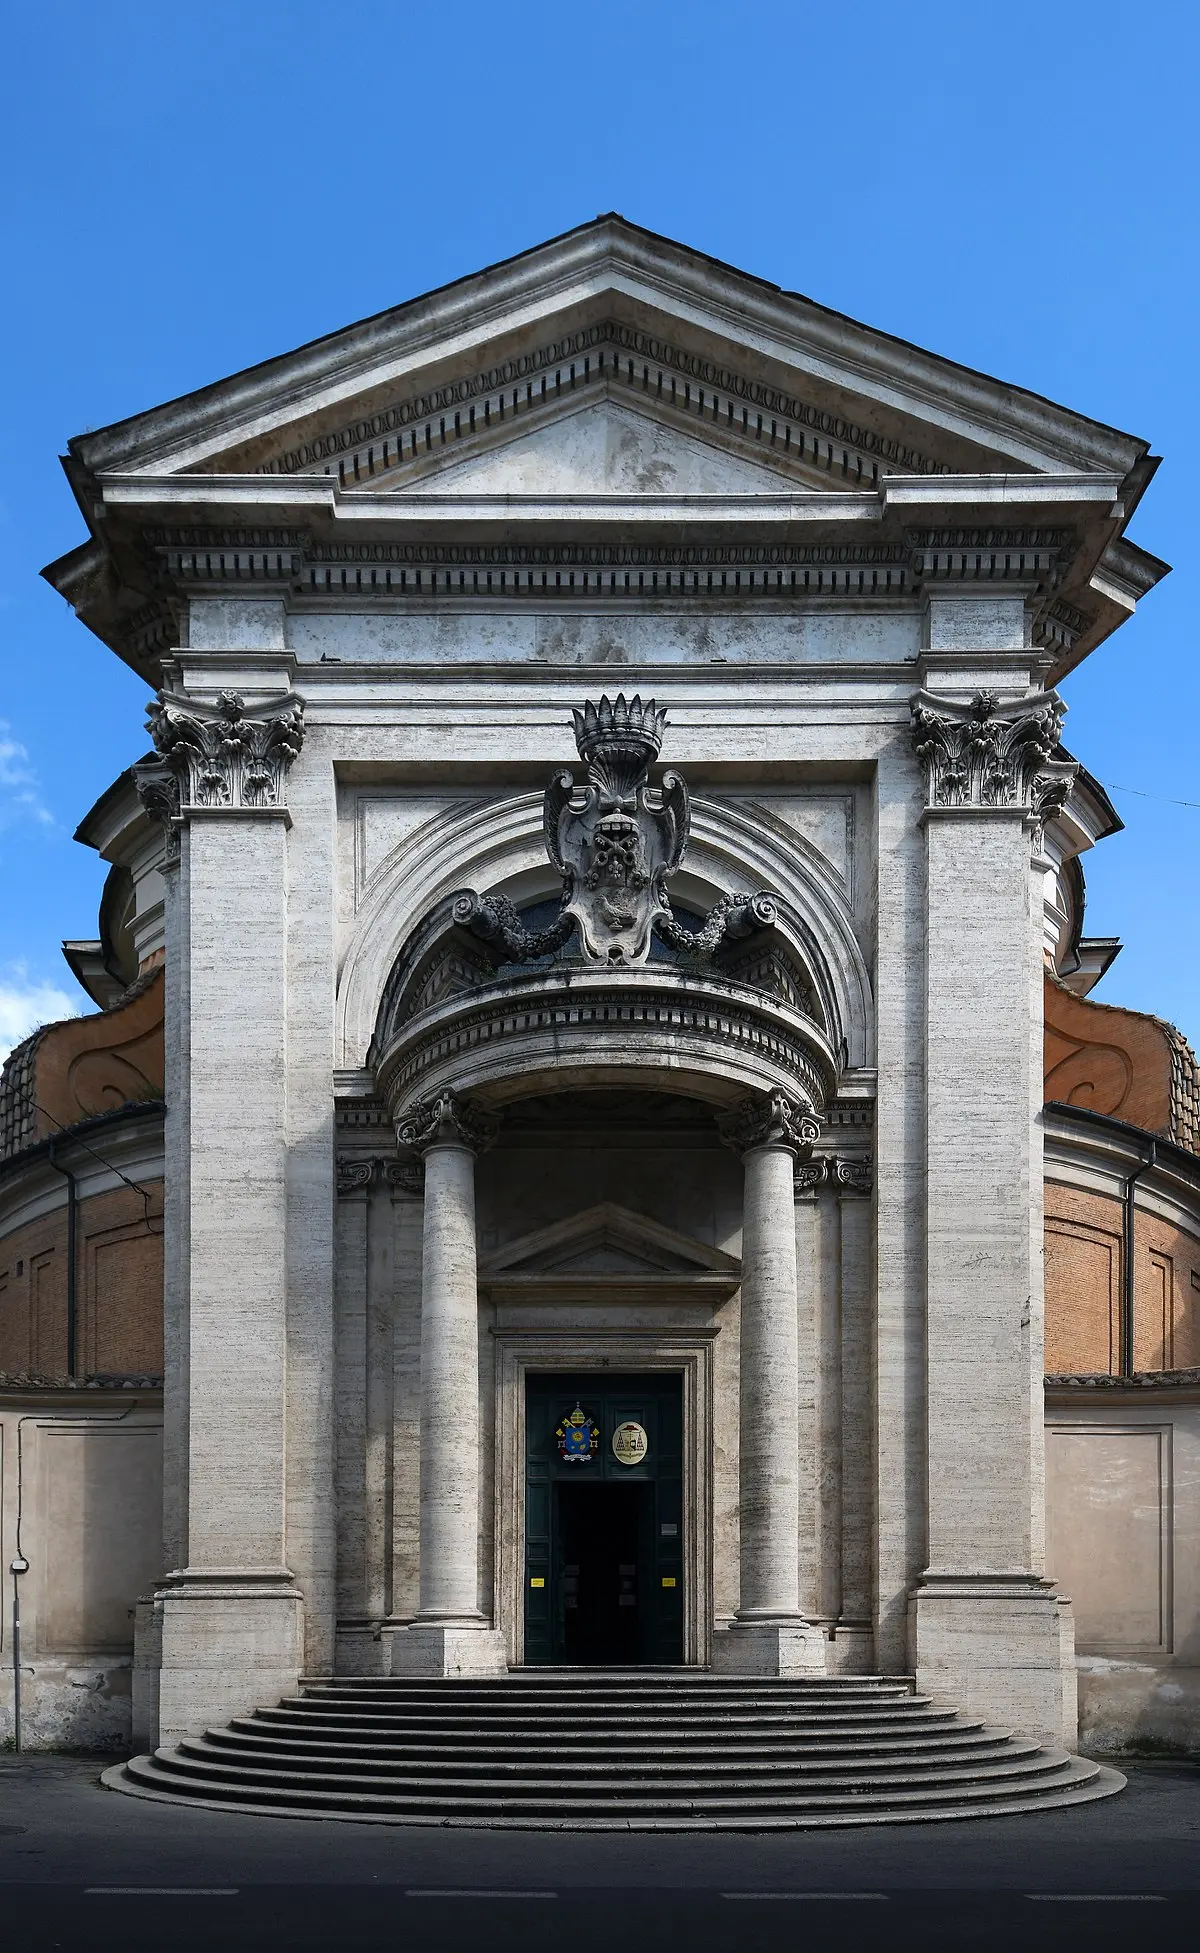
[571,693,668,809]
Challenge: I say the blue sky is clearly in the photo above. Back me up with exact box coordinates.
[1,0,1196,1057]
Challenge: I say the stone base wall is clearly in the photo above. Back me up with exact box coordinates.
[1046,1383,1200,1756]
[0,1660,134,1752]
[1077,1659,1200,1756]
[0,1389,162,1752]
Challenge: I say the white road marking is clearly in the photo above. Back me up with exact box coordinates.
[404,1889,559,1899]
[723,1891,888,1900]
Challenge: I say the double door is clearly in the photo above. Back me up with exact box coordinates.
[524,1372,683,1665]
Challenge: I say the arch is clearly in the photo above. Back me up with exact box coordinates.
[337,789,874,1071]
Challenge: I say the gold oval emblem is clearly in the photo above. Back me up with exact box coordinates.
[611,1420,649,1466]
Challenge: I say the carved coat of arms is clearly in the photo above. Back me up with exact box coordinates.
[544,695,688,965]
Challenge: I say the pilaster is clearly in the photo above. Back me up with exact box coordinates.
[909,684,1078,1746]
[133,687,307,1746]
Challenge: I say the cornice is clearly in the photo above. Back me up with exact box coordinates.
[63,218,1153,484]
[1045,1369,1200,1405]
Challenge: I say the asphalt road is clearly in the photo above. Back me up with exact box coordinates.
[0,1754,1197,1951]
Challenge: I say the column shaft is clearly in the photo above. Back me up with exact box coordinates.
[738,1143,803,1623]
[418,1142,483,1623]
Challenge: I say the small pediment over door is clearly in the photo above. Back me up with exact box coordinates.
[479,1201,740,1303]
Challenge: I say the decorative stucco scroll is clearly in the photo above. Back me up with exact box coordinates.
[335,1155,423,1196]
[909,689,1077,817]
[795,1153,873,1195]
[717,1090,821,1158]
[143,689,305,811]
[396,1089,500,1157]
[132,757,183,865]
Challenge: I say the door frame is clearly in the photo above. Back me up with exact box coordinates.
[492,1328,718,1667]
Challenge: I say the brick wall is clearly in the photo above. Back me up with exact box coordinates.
[1045,1181,1200,1374]
[0,1180,164,1376]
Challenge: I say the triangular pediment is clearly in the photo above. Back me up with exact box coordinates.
[65,217,1155,488]
[46,215,1166,684]
[481,1201,740,1279]
[386,398,801,497]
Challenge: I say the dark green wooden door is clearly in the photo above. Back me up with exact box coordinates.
[524,1372,684,1666]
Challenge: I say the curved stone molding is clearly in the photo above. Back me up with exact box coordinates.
[146,689,305,811]
[395,1089,500,1157]
[375,967,837,1130]
[718,1092,821,1159]
[909,689,1077,815]
[335,788,874,1073]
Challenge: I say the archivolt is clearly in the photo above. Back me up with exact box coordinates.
[336,789,874,1071]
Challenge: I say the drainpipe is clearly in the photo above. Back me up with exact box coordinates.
[10,1414,35,1752]
[1121,1137,1157,1378]
[45,1137,78,1379]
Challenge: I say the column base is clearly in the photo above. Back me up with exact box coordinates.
[710,1621,829,1676]
[386,1623,509,1678]
[911,1574,1077,1748]
[136,1568,304,1749]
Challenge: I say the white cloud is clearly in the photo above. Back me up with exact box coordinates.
[0,970,79,1065]
[0,720,55,830]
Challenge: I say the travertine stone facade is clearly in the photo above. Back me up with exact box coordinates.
[27,217,1180,1757]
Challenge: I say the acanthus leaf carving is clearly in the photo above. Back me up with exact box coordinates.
[909,689,1077,816]
[146,688,305,812]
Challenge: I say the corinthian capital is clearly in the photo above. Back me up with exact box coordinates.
[909,689,1077,816]
[146,689,305,812]
[718,1091,821,1159]
[396,1090,500,1158]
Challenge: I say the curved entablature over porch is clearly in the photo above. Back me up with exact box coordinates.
[374,960,839,1130]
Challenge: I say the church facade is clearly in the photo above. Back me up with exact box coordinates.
[4,220,1198,1794]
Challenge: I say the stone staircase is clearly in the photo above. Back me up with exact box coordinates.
[103,1673,1122,1828]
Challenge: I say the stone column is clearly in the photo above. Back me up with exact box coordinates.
[909,683,1078,1746]
[712,1092,828,1675]
[389,1092,507,1677]
[132,688,307,1747]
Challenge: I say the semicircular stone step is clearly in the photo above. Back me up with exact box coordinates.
[102,1675,1124,1829]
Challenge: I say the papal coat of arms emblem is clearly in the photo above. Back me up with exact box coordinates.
[555,1403,600,1463]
